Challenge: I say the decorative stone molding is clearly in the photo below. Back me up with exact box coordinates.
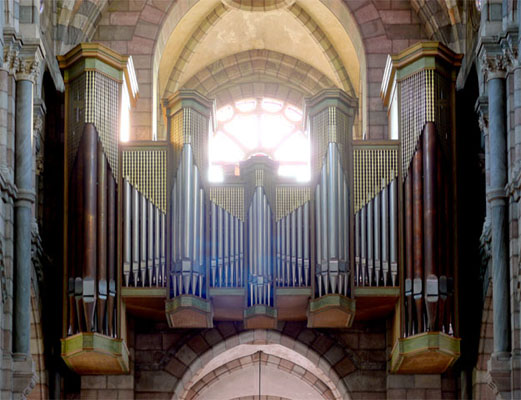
[2,43,19,75]
[481,50,510,80]
[33,113,44,176]
[15,57,40,83]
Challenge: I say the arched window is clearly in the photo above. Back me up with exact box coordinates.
[208,98,310,182]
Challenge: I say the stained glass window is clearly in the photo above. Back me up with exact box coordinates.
[209,98,310,182]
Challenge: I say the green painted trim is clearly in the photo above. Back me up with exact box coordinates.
[209,287,245,296]
[65,58,123,83]
[309,294,356,312]
[354,287,400,297]
[244,305,277,319]
[61,333,130,373]
[165,295,211,313]
[390,332,461,373]
[121,287,166,297]
[276,287,312,296]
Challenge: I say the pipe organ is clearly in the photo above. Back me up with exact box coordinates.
[59,44,138,375]
[58,41,463,377]
[381,42,461,374]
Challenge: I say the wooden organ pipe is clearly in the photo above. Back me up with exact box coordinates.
[82,124,98,333]
[405,170,414,335]
[423,122,439,332]
[96,143,108,334]
[68,158,78,335]
[412,140,424,334]
[437,144,446,332]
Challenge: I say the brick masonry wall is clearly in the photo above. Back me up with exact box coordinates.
[77,318,459,400]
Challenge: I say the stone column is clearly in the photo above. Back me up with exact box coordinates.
[13,56,38,356]
[483,54,512,356]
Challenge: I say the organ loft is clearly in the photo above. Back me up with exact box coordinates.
[0,1,518,399]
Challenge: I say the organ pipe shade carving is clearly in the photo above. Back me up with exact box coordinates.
[166,91,213,181]
[209,186,245,221]
[122,147,168,213]
[353,146,399,212]
[276,186,311,221]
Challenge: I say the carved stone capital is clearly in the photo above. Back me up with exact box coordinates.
[478,111,489,137]
[481,50,510,80]
[15,57,40,83]
[2,43,19,75]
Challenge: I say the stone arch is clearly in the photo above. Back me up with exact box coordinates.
[165,328,352,400]
[82,0,436,140]
[181,50,335,107]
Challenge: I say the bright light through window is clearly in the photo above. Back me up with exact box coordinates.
[209,98,310,182]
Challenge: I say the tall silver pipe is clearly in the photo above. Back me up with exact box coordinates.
[361,206,366,286]
[218,206,224,286]
[374,191,381,286]
[173,182,178,276]
[315,185,322,296]
[390,178,398,286]
[297,205,303,287]
[276,220,281,286]
[234,216,239,287]
[156,207,161,287]
[211,202,217,287]
[382,181,389,286]
[291,210,297,286]
[355,212,360,286]
[285,213,291,287]
[161,213,166,287]
[256,188,263,276]
[343,180,349,295]
[327,144,339,260]
[267,203,272,303]
[280,217,285,286]
[147,200,154,286]
[198,188,205,296]
[123,180,131,286]
[262,193,268,278]
[230,214,235,287]
[249,205,253,278]
[338,168,345,263]
[320,163,328,267]
[176,169,182,267]
[183,146,194,259]
[192,167,200,268]
[140,194,147,286]
[303,201,310,286]
[367,200,374,286]
[132,186,139,286]
[224,210,230,287]
[239,221,244,286]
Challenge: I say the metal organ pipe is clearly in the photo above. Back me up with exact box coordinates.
[413,142,424,333]
[367,199,374,287]
[315,185,322,296]
[132,185,139,286]
[211,202,217,287]
[123,180,131,287]
[374,191,381,286]
[303,202,310,287]
[320,164,328,293]
[390,177,398,286]
[381,180,389,286]
[140,193,147,286]
[147,200,154,286]
[297,205,303,287]
[291,210,296,287]
[198,188,204,296]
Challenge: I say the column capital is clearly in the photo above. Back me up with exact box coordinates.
[15,56,39,83]
[2,42,19,75]
[481,50,510,80]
